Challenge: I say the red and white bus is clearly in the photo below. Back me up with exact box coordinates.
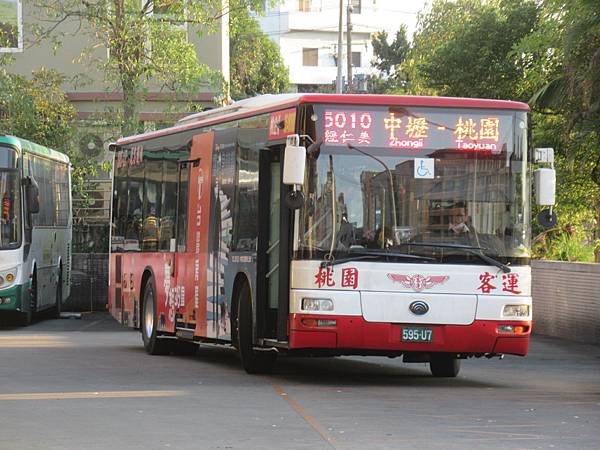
[109,93,542,377]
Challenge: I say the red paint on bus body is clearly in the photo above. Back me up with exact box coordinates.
[289,314,530,356]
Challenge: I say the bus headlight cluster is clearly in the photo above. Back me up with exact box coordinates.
[301,298,334,312]
[502,304,530,317]
[0,268,17,288]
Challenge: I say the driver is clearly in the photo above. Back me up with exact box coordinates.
[449,203,471,234]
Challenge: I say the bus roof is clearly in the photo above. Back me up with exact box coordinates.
[0,135,70,164]
[114,93,530,146]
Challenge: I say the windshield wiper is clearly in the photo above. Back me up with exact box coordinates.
[400,242,511,273]
[322,248,435,268]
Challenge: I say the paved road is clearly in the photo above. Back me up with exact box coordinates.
[0,312,598,450]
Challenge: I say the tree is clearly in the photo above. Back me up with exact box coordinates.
[32,0,265,135]
[405,0,538,100]
[229,0,288,100]
[369,27,410,94]
[0,66,105,206]
[0,67,75,150]
[524,0,600,260]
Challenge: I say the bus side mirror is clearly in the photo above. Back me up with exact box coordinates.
[283,135,307,210]
[533,148,557,228]
[24,177,40,214]
[534,168,556,206]
[283,140,306,186]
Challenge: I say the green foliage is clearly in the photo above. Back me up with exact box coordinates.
[533,209,596,262]
[406,0,538,100]
[369,27,410,94]
[229,0,289,99]
[0,67,107,208]
[0,68,74,150]
[525,0,600,261]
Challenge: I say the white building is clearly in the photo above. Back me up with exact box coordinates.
[257,0,424,92]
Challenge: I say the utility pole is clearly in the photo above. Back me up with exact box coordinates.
[336,0,343,93]
[346,1,353,93]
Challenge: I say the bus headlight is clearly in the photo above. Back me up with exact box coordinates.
[0,268,17,288]
[301,298,334,312]
[502,304,530,318]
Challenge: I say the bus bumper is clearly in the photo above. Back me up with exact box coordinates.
[0,284,24,311]
[288,314,531,356]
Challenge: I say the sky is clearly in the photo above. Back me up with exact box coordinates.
[380,0,429,41]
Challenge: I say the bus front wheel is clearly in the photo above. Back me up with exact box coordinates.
[429,353,461,377]
[54,272,62,319]
[141,277,173,355]
[236,282,276,374]
[20,271,37,326]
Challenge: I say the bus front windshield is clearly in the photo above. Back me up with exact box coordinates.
[0,147,21,250]
[296,106,530,264]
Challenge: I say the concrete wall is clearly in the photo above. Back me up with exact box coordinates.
[532,260,600,344]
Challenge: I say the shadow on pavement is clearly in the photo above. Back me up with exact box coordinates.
[0,311,126,332]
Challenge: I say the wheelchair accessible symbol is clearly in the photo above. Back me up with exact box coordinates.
[414,158,434,179]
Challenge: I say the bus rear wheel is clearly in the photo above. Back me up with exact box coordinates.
[429,353,461,377]
[141,277,173,355]
[236,282,276,374]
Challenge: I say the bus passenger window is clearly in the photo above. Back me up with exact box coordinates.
[160,160,178,250]
[176,163,189,252]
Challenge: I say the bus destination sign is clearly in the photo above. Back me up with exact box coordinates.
[319,107,513,153]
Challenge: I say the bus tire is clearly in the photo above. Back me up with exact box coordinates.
[20,271,37,326]
[430,353,461,378]
[236,282,276,374]
[54,272,62,319]
[141,276,173,355]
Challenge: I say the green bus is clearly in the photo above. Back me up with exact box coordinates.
[0,135,72,325]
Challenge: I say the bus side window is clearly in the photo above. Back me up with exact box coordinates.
[160,159,178,251]
[126,162,144,250]
[30,155,55,226]
[142,156,162,252]
[232,145,259,252]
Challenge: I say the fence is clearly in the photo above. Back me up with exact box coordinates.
[532,260,600,345]
[64,253,109,312]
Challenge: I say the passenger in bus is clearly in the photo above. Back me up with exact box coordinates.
[1,190,16,245]
[142,205,159,251]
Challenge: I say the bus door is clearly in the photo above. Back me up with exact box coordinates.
[174,133,213,336]
[257,145,290,342]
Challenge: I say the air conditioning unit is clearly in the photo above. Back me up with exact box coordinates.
[79,133,104,159]
[78,131,112,180]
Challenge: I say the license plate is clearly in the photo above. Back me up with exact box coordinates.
[402,327,433,343]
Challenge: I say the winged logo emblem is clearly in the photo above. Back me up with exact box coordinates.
[387,273,449,292]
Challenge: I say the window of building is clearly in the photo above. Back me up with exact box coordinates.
[303,48,318,66]
[0,0,23,52]
[351,0,361,14]
[352,51,361,67]
[298,0,311,12]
